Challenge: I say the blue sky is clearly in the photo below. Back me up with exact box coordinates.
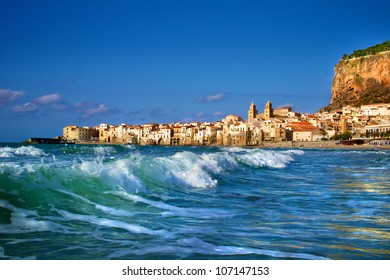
[0,0,389,141]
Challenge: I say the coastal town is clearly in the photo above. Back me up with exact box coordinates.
[58,101,390,147]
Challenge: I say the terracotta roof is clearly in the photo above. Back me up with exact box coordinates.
[294,128,317,132]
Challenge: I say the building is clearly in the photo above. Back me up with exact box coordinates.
[286,122,319,141]
[248,102,258,122]
[63,125,99,142]
[99,123,112,143]
[273,106,292,117]
[361,103,390,116]
[60,100,390,147]
[365,123,390,135]
[261,119,287,141]
[264,100,273,119]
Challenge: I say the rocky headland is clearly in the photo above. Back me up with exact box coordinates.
[324,40,390,111]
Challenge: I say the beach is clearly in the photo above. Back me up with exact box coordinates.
[259,140,390,149]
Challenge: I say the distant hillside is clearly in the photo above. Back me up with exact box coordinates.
[322,41,390,112]
[342,40,390,60]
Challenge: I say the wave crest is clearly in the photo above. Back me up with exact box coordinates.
[1,146,304,189]
[0,146,46,158]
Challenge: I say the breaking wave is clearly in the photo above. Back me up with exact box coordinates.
[2,144,389,260]
[0,146,46,158]
[0,146,303,189]
[73,147,303,188]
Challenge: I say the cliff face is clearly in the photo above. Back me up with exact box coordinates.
[327,51,390,111]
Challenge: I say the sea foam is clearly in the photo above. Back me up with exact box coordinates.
[75,148,304,189]
[108,237,328,260]
[0,199,70,235]
[55,209,166,236]
[226,148,304,169]
[117,191,235,219]
[0,146,46,158]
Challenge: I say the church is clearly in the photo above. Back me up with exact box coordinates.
[247,100,274,121]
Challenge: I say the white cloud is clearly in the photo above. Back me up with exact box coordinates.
[85,104,110,115]
[9,91,116,119]
[12,102,39,113]
[34,93,62,105]
[11,93,63,114]
[198,93,225,103]
[0,89,26,107]
[213,111,225,117]
[75,102,116,118]
[194,112,206,118]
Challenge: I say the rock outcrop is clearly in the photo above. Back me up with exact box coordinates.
[325,51,390,111]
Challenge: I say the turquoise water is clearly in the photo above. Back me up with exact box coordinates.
[0,143,389,259]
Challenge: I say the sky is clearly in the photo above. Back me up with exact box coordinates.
[0,0,389,142]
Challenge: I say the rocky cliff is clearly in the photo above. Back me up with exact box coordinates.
[325,50,390,111]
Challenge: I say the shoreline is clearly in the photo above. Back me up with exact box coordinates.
[258,140,390,150]
[16,140,390,150]
[256,141,390,150]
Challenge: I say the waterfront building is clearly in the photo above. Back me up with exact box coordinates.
[286,121,319,141]
[171,125,182,145]
[247,125,263,146]
[260,119,288,141]
[292,128,318,141]
[63,125,99,142]
[61,101,390,146]
[365,123,390,135]
[99,123,113,143]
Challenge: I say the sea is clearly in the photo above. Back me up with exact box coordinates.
[0,143,389,260]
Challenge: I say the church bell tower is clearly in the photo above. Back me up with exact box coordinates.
[248,102,258,122]
[264,100,273,119]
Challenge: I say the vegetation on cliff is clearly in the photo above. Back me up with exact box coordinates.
[341,40,390,60]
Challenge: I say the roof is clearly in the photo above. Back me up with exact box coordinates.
[287,121,318,132]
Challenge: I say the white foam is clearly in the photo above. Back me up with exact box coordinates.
[70,150,221,189]
[200,152,238,173]
[55,209,166,236]
[0,199,70,234]
[282,149,305,155]
[0,163,23,174]
[117,191,235,219]
[216,245,328,260]
[56,189,134,217]
[65,146,305,191]
[156,151,218,188]
[220,147,247,153]
[93,146,116,155]
[77,157,144,191]
[235,150,287,168]
[122,144,136,150]
[124,237,328,260]
[127,148,302,188]
[0,146,46,158]
[221,147,305,169]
